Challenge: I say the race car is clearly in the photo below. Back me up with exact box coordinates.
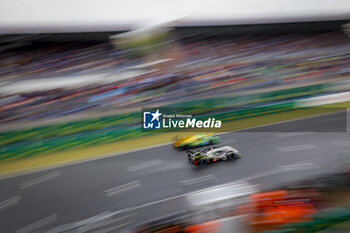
[187,146,241,166]
[173,133,220,150]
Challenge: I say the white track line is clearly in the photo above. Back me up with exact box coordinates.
[77,214,132,233]
[105,181,141,197]
[76,211,113,226]
[275,132,313,137]
[47,211,113,233]
[0,195,21,211]
[279,163,320,171]
[92,221,135,233]
[128,159,162,172]
[17,214,57,233]
[181,175,217,187]
[277,144,318,152]
[239,168,282,182]
[186,181,258,206]
[20,171,60,189]
[332,141,350,147]
[46,212,133,233]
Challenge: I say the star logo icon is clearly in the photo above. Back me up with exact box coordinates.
[150,109,162,122]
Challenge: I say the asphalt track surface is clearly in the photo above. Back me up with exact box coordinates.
[0,112,349,232]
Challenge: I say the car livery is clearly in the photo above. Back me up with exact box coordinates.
[188,146,241,166]
[173,133,220,150]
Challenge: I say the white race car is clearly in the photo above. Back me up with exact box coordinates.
[187,146,241,166]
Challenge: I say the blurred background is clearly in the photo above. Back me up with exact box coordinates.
[0,1,350,232]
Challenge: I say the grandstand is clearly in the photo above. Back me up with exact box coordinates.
[0,19,350,129]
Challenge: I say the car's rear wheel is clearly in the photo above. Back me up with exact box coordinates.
[200,158,209,166]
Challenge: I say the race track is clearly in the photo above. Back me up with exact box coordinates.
[0,112,349,232]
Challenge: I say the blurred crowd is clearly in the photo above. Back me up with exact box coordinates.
[0,41,125,79]
[0,31,350,124]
